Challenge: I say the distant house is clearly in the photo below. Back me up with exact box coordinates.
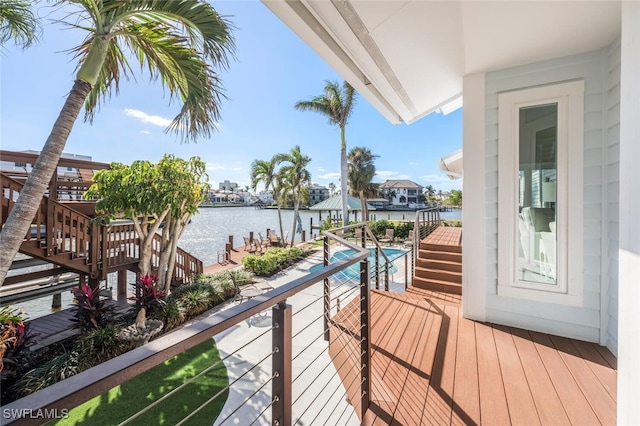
[218,180,238,192]
[258,190,274,205]
[379,180,423,206]
[308,184,329,206]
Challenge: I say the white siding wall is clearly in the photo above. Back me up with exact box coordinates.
[604,40,620,355]
[483,48,618,342]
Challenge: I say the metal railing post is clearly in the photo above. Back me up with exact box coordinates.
[323,236,330,341]
[374,246,380,290]
[272,302,292,426]
[404,252,408,290]
[360,260,371,419]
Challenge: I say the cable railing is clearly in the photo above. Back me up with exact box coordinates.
[3,225,381,425]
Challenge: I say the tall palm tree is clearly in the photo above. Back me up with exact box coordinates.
[0,0,39,49]
[295,80,356,227]
[277,146,312,247]
[0,0,235,284]
[347,146,378,221]
[251,157,286,245]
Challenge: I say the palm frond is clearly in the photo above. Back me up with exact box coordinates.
[0,0,40,49]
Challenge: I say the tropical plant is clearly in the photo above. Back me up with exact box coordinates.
[85,155,209,292]
[251,157,286,248]
[0,0,39,49]
[130,274,165,312]
[276,146,312,247]
[0,0,235,285]
[447,189,463,207]
[0,307,28,374]
[75,324,131,366]
[347,146,378,221]
[71,284,114,330]
[295,80,356,227]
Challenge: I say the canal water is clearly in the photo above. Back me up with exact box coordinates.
[13,207,461,319]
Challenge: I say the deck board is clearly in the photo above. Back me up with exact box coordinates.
[330,288,617,425]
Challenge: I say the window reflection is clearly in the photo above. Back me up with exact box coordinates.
[517,104,557,285]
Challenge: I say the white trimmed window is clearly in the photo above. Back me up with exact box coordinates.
[497,81,584,305]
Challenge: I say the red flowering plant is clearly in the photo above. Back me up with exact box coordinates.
[71,284,114,329]
[0,307,37,382]
[130,273,165,312]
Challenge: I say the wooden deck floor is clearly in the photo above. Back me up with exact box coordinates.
[28,299,132,351]
[330,287,616,425]
[423,226,462,247]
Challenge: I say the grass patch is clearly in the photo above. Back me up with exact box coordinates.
[50,339,228,425]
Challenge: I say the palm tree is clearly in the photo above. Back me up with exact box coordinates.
[251,157,286,245]
[0,0,39,49]
[328,182,336,197]
[347,147,378,221]
[295,80,356,227]
[0,0,235,284]
[277,146,312,247]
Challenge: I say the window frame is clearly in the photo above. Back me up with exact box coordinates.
[497,80,584,306]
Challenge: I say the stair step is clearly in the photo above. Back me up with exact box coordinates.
[414,266,462,283]
[412,276,462,295]
[419,249,461,263]
[416,258,462,272]
[420,242,462,253]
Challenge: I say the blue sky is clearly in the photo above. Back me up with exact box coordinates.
[0,1,462,192]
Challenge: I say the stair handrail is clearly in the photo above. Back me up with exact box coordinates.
[411,207,442,277]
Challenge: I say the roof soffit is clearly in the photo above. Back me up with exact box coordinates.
[265,0,621,124]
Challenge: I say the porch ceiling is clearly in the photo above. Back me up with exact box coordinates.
[263,0,621,124]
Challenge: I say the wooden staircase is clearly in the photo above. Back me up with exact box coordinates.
[412,226,462,294]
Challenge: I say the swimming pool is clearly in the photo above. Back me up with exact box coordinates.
[309,247,407,281]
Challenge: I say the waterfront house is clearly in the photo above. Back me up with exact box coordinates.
[379,179,423,207]
[308,183,330,206]
[263,0,639,421]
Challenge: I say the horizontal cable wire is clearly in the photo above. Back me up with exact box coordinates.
[215,371,276,426]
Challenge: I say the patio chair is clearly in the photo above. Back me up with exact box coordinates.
[269,231,281,246]
[403,229,416,248]
[243,237,256,253]
[379,228,394,245]
[254,239,265,255]
[258,232,271,247]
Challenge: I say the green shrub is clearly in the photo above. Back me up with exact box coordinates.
[75,324,131,366]
[13,350,82,398]
[227,269,254,286]
[161,298,185,331]
[394,222,413,240]
[288,246,303,259]
[177,288,214,317]
[367,220,393,239]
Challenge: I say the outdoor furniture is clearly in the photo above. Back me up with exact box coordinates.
[379,228,394,245]
[403,229,415,248]
[254,239,265,255]
[243,237,256,253]
[258,232,271,247]
[269,231,281,246]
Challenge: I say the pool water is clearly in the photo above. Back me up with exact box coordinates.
[309,247,407,281]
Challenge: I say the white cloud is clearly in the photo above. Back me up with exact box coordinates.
[124,108,173,127]
[206,163,225,171]
[418,173,453,184]
[139,130,150,135]
[318,172,340,180]
[375,170,411,181]
[408,162,419,166]
[314,166,326,172]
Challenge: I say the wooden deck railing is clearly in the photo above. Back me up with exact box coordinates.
[1,173,202,286]
[410,207,442,277]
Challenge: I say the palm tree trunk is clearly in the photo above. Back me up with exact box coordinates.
[340,127,348,227]
[0,79,91,285]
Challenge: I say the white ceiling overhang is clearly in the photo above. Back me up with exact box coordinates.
[262,0,621,124]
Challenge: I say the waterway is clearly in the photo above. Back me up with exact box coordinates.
[14,207,461,319]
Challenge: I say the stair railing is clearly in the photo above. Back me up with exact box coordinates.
[411,207,442,277]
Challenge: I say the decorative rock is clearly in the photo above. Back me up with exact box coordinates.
[119,309,163,348]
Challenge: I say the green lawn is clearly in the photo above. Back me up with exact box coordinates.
[50,339,228,425]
